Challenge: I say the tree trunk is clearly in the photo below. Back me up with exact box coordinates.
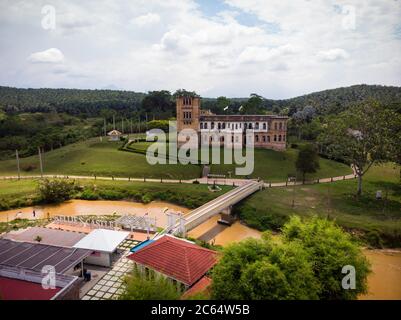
[357,174,362,196]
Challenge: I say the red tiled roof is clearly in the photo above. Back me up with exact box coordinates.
[181,276,212,299]
[127,236,217,286]
[0,277,61,300]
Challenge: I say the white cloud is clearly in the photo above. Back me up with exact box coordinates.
[28,48,65,64]
[0,0,400,98]
[317,48,349,62]
[131,13,160,27]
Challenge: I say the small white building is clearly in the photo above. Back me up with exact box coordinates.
[107,129,122,141]
[73,229,129,267]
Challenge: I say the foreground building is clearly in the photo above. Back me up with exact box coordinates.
[128,235,217,292]
[176,96,288,151]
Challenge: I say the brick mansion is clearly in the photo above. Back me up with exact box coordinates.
[176,96,288,151]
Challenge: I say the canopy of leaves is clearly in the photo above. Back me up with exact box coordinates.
[282,216,371,300]
[211,217,370,300]
[38,178,76,203]
[295,143,320,179]
[119,269,180,300]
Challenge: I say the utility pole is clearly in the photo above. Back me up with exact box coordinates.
[38,147,43,178]
[113,114,116,130]
[16,149,20,180]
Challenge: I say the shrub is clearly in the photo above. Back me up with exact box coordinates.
[38,179,75,203]
[80,189,99,200]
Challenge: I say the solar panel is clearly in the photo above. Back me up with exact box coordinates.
[0,239,90,273]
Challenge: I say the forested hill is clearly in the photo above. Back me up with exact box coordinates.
[1,84,400,117]
[274,84,401,115]
[0,86,146,116]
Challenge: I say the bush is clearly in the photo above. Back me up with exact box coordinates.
[119,269,180,300]
[38,179,76,203]
[80,189,99,200]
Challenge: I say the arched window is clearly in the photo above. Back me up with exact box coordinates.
[279,122,282,130]
[263,123,267,130]
[267,135,271,142]
[200,123,203,129]
[263,136,266,142]
[256,135,259,142]
[255,122,259,129]
[218,123,221,130]
[278,135,282,141]
[274,135,277,142]
[249,123,253,129]
[204,123,208,129]
[211,122,215,129]
[274,123,278,130]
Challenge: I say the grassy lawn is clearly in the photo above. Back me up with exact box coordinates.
[0,138,202,179]
[126,141,351,181]
[236,164,401,247]
[0,178,232,210]
[0,138,351,181]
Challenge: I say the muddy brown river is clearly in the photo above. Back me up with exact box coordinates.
[0,200,400,299]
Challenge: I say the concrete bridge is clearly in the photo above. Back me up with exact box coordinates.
[168,180,264,236]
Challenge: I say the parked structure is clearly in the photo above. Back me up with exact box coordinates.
[107,129,122,141]
[73,229,129,267]
[127,235,217,292]
[176,95,288,151]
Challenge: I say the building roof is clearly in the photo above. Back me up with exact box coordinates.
[0,239,91,273]
[3,227,86,247]
[0,276,61,300]
[73,229,129,253]
[181,276,212,299]
[127,235,217,286]
[200,114,288,122]
[107,130,122,136]
[0,264,78,300]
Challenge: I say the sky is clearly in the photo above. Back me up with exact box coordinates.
[0,0,400,99]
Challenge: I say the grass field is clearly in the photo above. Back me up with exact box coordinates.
[0,138,202,179]
[0,138,351,181]
[0,178,232,211]
[236,164,401,247]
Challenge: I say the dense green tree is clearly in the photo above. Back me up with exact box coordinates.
[212,217,370,300]
[295,144,320,181]
[216,96,231,113]
[318,100,396,195]
[38,179,76,203]
[282,216,371,300]
[241,94,264,115]
[119,269,180,300]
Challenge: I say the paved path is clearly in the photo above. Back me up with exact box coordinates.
[0,166,356,189]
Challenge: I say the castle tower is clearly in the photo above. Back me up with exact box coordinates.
[176,95,200,147]
[176,95,200,132]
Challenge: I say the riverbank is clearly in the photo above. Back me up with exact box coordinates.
[236,164,401,248]
[0,178,232,212]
